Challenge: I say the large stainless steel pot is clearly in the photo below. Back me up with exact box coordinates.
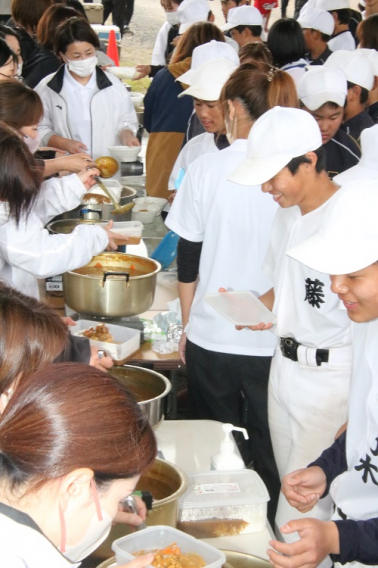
[108,365,171,428]
[53,186,137,221]
[92,458,188,564]
[63,252,161,317]
[47,218,103,234]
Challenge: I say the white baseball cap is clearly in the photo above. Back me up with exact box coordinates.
[177,40,239,85]
[286,181,378,274]
[177,0,209,34]
[229,107,323,186]
[317,0,349,10]
[178,58,238,100]
[324,50,375,90]
[297,7,335,35]
[298,67,347,110]
[333,125,378,184]
[358,48,378,77]
[221,6,263,32]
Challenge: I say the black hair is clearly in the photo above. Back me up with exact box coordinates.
[286,146,326,174]
[267,18,306,67]
[233,24,262,37]
[319,31,331,41]
[347,81,369,104]
[0,37,17,68]
[330,8,351,24]
[0,25,20,39]
[66,0,88,18]
[54,16,100,54]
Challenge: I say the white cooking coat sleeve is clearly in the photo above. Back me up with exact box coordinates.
[32,174,86,224]
[0,215,108,279]
[35,76,62,146]
[151,22,170,66]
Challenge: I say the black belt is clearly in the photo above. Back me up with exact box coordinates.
[280,337,329,366]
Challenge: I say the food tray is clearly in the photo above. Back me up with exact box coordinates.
[178,470,269,537]
[70,319,140,363]
[112,525,226,568]
[205,291,277,327]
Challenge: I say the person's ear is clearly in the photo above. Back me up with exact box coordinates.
[58,469,94,513]
[304,151,318,172]
[227,99,236,120]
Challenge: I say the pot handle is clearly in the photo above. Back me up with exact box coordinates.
[102,271,130,287]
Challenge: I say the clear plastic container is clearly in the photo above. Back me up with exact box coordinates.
[70,319,140,363]
[112,525,226,568]
[108,221,143,245]
[177,470,269,538]
[205,291,277,327]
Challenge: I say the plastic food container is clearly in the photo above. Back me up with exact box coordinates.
[133,196,168,216]
[112,525,226,568]
[132,203,160,224]
[205,291,277,327]
[70,319,140,364]
[102,220,143,245]
[177,470,269,537]
[129,92,144,109]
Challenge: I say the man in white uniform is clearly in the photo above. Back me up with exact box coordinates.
[266,182,378,568]
[229,107,352,551]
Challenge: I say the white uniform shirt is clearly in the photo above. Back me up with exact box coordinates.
[166,139,278,356]
[61,66,97,153]
[281,59,308,88]
[0,505,79,568]
[328,31,356,51]
[151,21,171,66]
[0,175,108,298]
[169,132,218,190]
[263,196,351,348]
[330,319,378,520]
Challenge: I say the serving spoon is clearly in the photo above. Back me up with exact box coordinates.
[93,175,134,216]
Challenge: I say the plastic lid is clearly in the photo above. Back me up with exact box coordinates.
[179,470,269,509]
[205,291,277,327]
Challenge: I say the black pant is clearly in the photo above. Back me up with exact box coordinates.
[186,339,280,527]
[102,0,134,33]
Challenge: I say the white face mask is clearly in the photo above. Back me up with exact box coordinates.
[24,132,40,154]
[225,115,236,145]
[66,55,98,78]
[17,62,23,77]
[166,11,180,25]
[59,479,113,563]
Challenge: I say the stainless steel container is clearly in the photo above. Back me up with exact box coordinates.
[47,218,103,234]
[53,186,137,221]
[63,252,161,317]
[92,458,188,564]
[108,366,171,428]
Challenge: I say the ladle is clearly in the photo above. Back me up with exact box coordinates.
[93,176,135,216]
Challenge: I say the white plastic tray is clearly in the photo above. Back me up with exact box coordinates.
[112,525,226,568]
[70,319,140,363]
[205,291,277,327]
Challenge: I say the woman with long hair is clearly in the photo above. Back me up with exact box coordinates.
[166,63,298,525]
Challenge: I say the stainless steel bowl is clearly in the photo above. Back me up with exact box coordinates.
[108,365,171,428]
[47,218,103,234]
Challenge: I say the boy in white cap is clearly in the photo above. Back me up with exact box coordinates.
[266,182,378,568]
[297,7,334,64]
[221,6,263,47]
[229,107,353,555]
[169,40,239,194]
[325,50,375,142]
[298,66,360,178]
[318,0,356,51]
[334,123,378,184]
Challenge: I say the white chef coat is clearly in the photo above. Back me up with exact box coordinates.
[328,31,356,51]
[263,197,352,348]
[331,318,378,521]
[166,138,278,355]
[151,21,172,66]
[61,66,97,153]
[0,174,108,299]
[0,503,79,568]
[169,132,218,190]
